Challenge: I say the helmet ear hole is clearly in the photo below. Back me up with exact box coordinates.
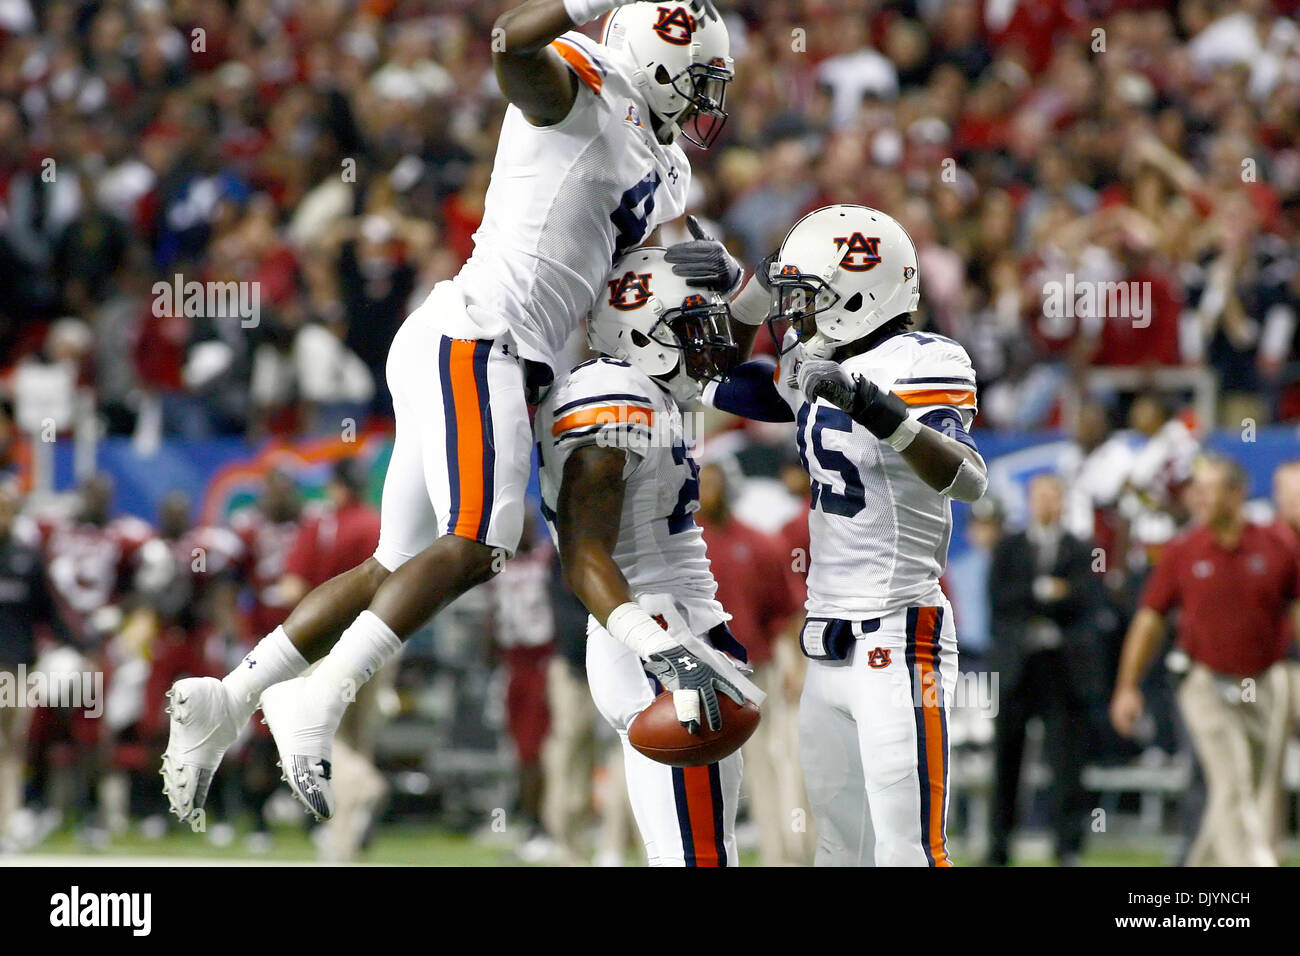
[654,65,672,85]
[631,330,651,348]
[845,292,864,312]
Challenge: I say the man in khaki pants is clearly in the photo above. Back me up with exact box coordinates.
[1112,455,1298,866]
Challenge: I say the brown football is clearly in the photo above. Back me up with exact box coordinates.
[628,692,761,767]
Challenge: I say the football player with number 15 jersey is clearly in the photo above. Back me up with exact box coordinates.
[706,205,989,867]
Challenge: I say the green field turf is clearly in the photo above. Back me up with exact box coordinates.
[10,823,1282,866]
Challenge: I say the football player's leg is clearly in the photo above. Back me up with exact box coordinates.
[858,605,957,867]
[169,324,430,823]
[267,336,530,818]
[798,659,874,866]
[587,616,740,867]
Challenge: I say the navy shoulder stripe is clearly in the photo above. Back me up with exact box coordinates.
[551,392,653,417]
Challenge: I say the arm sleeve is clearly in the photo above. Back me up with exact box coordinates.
[704,358,796,423]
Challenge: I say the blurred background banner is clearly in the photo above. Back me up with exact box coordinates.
[23,426,1300,549]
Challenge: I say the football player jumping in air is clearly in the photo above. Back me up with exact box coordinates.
[162,0,746,823]
[537,247,765,866]
[705,205,988,866]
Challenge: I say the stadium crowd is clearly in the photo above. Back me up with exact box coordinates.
[0,0,1298,442]
[0,0,1299,864]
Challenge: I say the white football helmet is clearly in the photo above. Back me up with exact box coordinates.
[588,246,736,402]
[601,2,733,147]
[767,205,920,355]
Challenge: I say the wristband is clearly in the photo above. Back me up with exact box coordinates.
[728,274,771,327]
[884,415,921,451]
[563,0,621,25]
[848,377,911,443]
[606,602,678,658]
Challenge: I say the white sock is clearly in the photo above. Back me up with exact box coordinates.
[222,627,309,719]
[303,611,403,719]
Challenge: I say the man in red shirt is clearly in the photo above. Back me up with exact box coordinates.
[696,461,809,865]
[282,461,381,602]
[1111,454,1299,866]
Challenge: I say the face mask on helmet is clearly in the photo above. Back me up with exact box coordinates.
[764,264,842,355]
[658,57,732,148]
[645,294,737,390]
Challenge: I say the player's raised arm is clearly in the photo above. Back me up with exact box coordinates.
[493,0,617,125]
[797,360,989,501]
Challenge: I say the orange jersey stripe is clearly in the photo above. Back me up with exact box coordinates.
[896,388,975,407]
[915,606,952,866]
[551,404,654,436]
[681,765,720,866]
[550,39,602,94]
[448,340,486,539]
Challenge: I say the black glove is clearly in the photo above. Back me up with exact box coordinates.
[643,644,744,734]
[797,359,909,440]
[665,215,743,295]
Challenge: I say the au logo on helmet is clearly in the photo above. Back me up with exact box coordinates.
[652,6,696,45]
[608,271,653,311]
[834,232,882,272]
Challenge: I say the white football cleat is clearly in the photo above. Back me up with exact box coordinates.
[161,677,239,824]
[261,677,336,821]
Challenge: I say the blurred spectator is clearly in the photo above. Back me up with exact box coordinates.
[943,495,1003,663]
[0,478,69,847]
[489,513,555,861]
[988,473,1107,866]
[1120,392,1199,566]
[1112,454,1297,866]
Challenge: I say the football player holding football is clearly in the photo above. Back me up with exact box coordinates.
[537,247,764,866]
[162,0,742,824]
[706,205,988,866]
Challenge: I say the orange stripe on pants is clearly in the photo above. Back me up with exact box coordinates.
[681,766,720,867]
[914,606,952,866]
[447,340,486,539]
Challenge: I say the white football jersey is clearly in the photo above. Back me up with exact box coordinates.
[774,330,979,618]
[451,32,690,371]
[536,357,727,636]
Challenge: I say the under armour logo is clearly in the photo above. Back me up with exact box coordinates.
[677,656,698,671]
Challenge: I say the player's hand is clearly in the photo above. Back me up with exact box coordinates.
[686,0,722,24]
[797,359,858,408]
[665,215,743,295]
[643,644,745,734]
[1109,684,1144,738]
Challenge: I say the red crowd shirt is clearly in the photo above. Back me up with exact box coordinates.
[1141,522,1300,676]
[698,513,799,666]
[285,501,381,588]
